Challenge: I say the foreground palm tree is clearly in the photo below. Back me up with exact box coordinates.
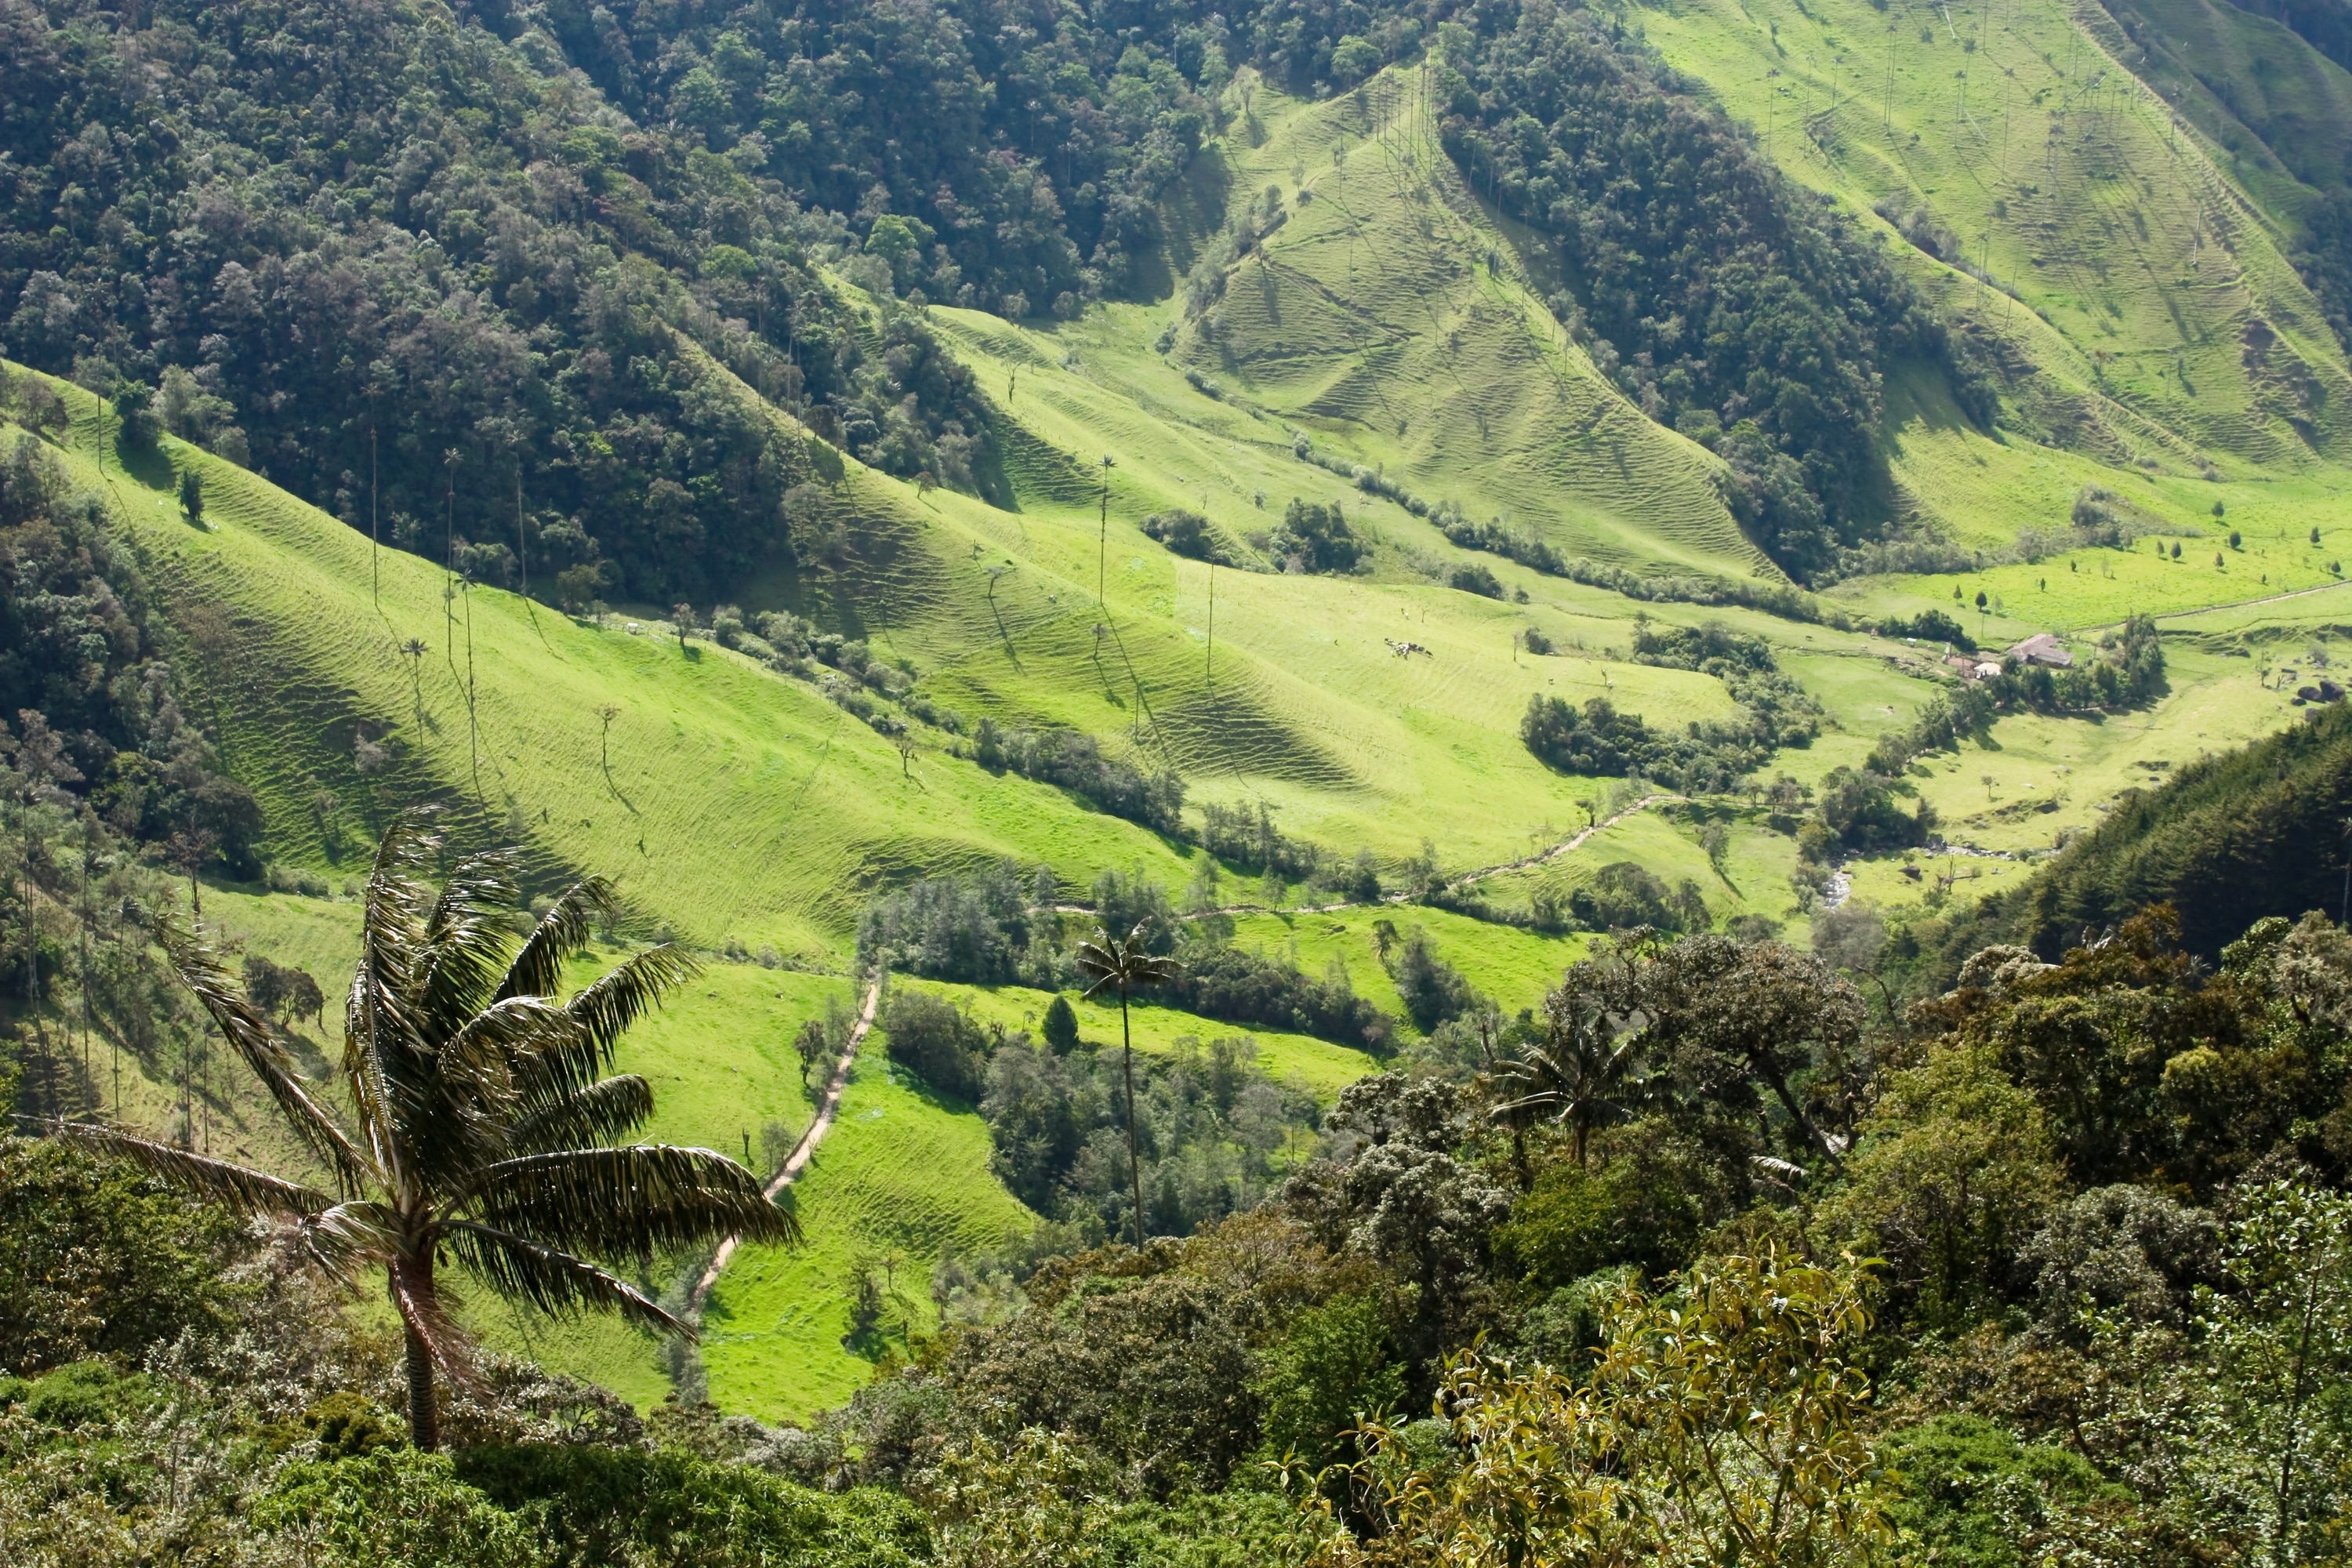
[59,812,795,1449]
[1075,924,1181,1248]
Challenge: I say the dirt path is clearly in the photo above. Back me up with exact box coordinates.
[688,975,880,1316]
[1435,793,1682,894]
[2072,576,2352,634]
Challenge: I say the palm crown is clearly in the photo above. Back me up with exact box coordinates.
[60,813,795,1448]
[1494,993,1653,1169]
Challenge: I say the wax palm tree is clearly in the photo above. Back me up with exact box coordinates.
[57,812,794,1450]
[1075,923,1181,1248]
[1493,994,1652,1168]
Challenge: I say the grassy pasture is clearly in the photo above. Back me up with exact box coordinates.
[20,9,2352,1420]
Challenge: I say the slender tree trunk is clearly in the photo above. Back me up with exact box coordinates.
[1754,1054,1833,1163]
[404,1318,439,1452]
[1120,992,1145,1248]
[395,1253,440,1451]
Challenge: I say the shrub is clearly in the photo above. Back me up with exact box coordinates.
[1139,508,1242,565]
[1448,562,1504,597]
[1388,927,1480,1033]
[879,989,992,1102]
[1269,498,1366,574]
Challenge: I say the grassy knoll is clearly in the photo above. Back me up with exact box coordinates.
[695,1028,1036,1421]
[1630,0,2352,516]
[15,378,1201,958]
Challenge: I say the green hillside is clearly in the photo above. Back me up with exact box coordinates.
[16,0,2352,1436]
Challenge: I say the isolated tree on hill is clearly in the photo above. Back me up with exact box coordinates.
[794,1016,829,1089]
[595,702,622,792]
[399,638,428,731]
[1076,924,1181,1247]
[178,468,203,526]
[60,813,794,1450]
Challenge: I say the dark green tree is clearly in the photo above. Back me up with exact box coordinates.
[1041,994,1081,1054]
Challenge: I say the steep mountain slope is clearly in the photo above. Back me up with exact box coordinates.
[13,0,2352,1428]
[1636,0,2352,497]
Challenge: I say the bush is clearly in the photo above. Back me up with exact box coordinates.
[1566,862,1708,933]
[256,1451,548,1568]
[1447,561,1504,597]
[1520,693,1650,776]
[0,1135,255,1374]
[1140,508,1242,566]
[1041,994,1081,1054]
[1388,927,1480,1033]
[1253,1290,1406,1475]
[450,1445,929,1568]
[1875,608,1976,653]
[1269,498,1366,574]
[857,863,1035,984]
[879,989,993,1102]
[974,721,1186,837]
[1165,941,1396,1054]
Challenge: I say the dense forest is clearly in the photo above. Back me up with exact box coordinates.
[0,0,2003,587]
[12,866,2352,1564]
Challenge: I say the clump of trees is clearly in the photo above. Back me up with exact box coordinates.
[1141,509,1250,568]
[1876,608,1977,652]
[973,722,1187,837]
[1521,620,1823,793]
[857,864,1398,1053]
[1559,862,1711,935]
[0,429,263,879]
[981,1032,1322,1244]
[1268,499,1367,575]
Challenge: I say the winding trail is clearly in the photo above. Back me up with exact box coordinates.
[1435,793,1683,895]
[2072,576,2352,634]
[688,975,880,1316]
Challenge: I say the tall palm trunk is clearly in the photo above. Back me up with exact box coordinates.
[397,1250,440,1450]
[1120,993,1145,1248]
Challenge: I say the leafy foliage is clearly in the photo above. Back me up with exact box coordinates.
[0,1135,254,1374]
[0,429,263,875]
[1269,499,1367,575]
[982,1033,1321,1244]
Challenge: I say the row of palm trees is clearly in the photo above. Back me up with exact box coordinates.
[56,814,1189,1449]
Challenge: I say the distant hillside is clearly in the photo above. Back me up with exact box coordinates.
[1926,702,2352,967]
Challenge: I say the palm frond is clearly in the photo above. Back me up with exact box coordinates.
[437,994,582,1111]
[495,877,619,1004]
[1075,925,1182,998]
[564,944,699,1065]
[162,925,370,1193]
[343,961,416,1191]
[439,1220,691,1338]
[293,1200,400,1287]
[350,812,446,1186]
[463,1145,800,1258]
[506,1075,656,1155]
[416,848,524,1040]
[53,1123,335,1218]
